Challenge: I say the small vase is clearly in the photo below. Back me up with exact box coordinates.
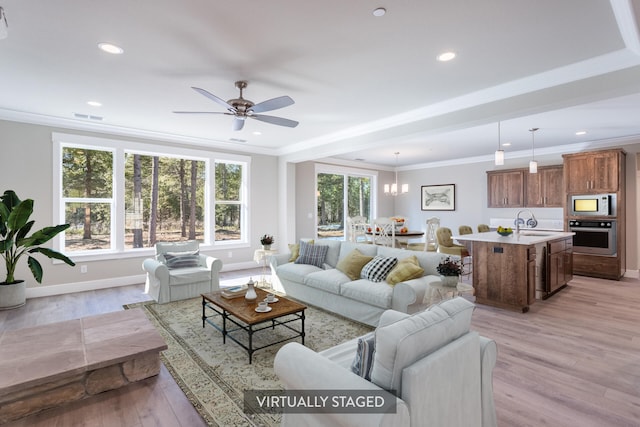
[245,278,257,302]
[262,244,271,251]
[440,275,459,287]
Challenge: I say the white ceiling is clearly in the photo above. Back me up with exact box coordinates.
[2,1,640,168]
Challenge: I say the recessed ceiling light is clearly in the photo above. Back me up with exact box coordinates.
[98,42,124,54]
[575,131,587,136]
[373,7,386,17]
[502,142,512,147]
[437,51,456,62]
[252,131,262,136]
[87,101,102,107]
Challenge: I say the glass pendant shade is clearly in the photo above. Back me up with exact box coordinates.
[529,127,538,174]
[494,122,504,165]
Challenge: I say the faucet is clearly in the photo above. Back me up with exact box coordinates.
[515,209,536,234]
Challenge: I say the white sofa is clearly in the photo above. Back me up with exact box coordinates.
[270,240,449,326]
[274,297,497,427]
[142,240,223,304]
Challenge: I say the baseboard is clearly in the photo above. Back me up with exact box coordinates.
[624,269,639,279]
[25,260,259,299]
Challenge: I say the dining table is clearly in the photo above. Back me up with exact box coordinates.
[365,230,424,247]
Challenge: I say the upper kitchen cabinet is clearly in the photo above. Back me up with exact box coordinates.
[487,170,524,208]
[563,150,623,193]
[525,166,563,207]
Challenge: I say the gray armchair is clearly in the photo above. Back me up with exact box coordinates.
[142,240,223,304]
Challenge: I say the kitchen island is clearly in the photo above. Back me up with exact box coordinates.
[456,231,574,312]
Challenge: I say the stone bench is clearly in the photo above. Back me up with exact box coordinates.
[0,308,167,423]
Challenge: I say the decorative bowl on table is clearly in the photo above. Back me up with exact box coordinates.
[496,227,513,236]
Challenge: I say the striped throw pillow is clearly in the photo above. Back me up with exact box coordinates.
[294,240,328,268]
[164,250,200,269]
[360,256,398,282]
[351,332,376,381]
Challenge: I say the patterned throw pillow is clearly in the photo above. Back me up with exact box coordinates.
[386,255,425,285]
[288,239,314,262]
[164,250,200,269]
[350,331,376,381]
[295,240,328,268]
[360,256,398,282]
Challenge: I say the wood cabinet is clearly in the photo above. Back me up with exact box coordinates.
[525,166,563,207]
[472,241,536,312]
[487,170,524,208]
[563,150,620,193]
[563,149,626,280]
[544,237,573,298]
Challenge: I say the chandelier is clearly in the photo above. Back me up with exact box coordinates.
[384,152,409,196]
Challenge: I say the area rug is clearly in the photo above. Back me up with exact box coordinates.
[125,297,373,426]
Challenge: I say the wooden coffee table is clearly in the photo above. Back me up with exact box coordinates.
[201,289,307,363]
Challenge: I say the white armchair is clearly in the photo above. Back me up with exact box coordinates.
[142,240,223,304]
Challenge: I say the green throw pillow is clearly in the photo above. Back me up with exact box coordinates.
[386,255,425,285]
[336,249,374,280]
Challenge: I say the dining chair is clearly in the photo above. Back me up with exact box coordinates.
[347,215,368,243]
[477,224,491,233]
[407,216,440,252]
[371,217,396,247]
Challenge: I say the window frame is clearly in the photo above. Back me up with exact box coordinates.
[314,163,378,240]
[52,132,250,262]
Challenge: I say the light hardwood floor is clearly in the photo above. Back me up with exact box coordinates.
[1,271,639,426]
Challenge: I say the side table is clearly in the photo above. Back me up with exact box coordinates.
[428,281,474,304]
[253,249,277,288]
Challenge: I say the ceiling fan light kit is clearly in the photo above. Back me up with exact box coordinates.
[175,80,298,131]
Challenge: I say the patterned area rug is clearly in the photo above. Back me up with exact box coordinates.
[125,297,373,426]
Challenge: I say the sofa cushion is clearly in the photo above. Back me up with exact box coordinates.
[350,332,376,381]
[386,255,425,285]
[303,269,351,295]
[370,297,475,393]
[289,239,315,262]
[277,262,323,284]
[360,256,398,282]
[316,240,343,268]
[168,266,211,285]
[336,249,374,280]
[164,250,200,269]
[340,280,393,309]
[295,240,329,268]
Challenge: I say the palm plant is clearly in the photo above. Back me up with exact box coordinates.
[0,190,75,285]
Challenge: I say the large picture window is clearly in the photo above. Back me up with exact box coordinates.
[53,133,249,258]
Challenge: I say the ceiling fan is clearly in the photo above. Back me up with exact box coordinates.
[174,80,299,131]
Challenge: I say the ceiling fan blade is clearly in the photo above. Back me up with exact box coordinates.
[232,117,245,131]
[251,114,299,128]
[173,111,227,114]
[191,87,237,113]
[249,96,294,113]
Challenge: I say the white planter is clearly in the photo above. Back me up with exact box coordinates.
[439,275,459,287]
[0,280,26,310]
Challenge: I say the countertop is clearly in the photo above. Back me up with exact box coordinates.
[455,231,575,245]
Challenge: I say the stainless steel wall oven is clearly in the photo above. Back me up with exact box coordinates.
[568,220,616,256]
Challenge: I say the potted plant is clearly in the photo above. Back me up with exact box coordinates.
[436,256,462,287]
[260,234,274,250]
[0,190,76,309]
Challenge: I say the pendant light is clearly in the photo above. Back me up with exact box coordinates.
[384,152,409,196]
[529,127,539,174]
[494,122,504,166]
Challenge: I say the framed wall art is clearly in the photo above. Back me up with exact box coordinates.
[421,184,456,211]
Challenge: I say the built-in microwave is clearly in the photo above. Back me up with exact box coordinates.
[569,194,616,217]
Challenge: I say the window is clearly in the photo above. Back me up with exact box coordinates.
[316,166,375,240]
[53,133,249,259]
